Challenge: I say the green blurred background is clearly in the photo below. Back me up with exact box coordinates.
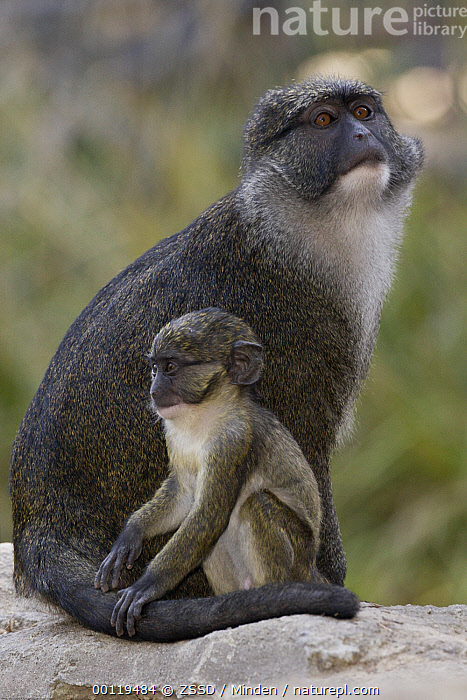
[1,1,465,606]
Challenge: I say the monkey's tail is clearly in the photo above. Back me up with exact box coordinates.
[41,556,359,642]
[138,582,360,642]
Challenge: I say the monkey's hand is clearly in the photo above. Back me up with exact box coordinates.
[94,525,143,593]
[111,571,160,637]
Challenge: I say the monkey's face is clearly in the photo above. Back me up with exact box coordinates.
[242,77,423,201]
[296,94,391,199]
[148,309,264,422]
[148,352,227,420]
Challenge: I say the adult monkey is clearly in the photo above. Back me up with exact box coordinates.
[10,76,423,642]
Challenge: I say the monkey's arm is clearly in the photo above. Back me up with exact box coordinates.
[112,427,251,636]
[94,473,190,592]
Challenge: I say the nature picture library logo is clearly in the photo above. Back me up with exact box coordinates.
[252,2,467,39]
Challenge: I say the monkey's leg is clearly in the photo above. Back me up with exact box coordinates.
[204,490,322,595]
[240,490,323,586]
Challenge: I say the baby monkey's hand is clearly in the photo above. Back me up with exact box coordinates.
[111,570,160,637]
[94,524,143,593]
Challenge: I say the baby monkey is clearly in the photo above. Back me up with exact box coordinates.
[95,308,345,637]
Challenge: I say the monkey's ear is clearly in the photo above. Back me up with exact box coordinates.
[230,341,263,386]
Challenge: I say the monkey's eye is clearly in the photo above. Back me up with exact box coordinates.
[314,112,334,127]
[151,362,158,374]
[353,105,372,120]
[165,361,178,376]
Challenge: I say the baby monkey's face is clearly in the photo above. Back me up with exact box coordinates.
[148,347,227,421]
[148,308,263,426]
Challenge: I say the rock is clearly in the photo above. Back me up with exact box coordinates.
[0,543,465,700]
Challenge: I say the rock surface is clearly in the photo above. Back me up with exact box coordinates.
[0,543,465,700]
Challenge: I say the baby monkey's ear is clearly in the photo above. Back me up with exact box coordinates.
[229,341,263,386]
